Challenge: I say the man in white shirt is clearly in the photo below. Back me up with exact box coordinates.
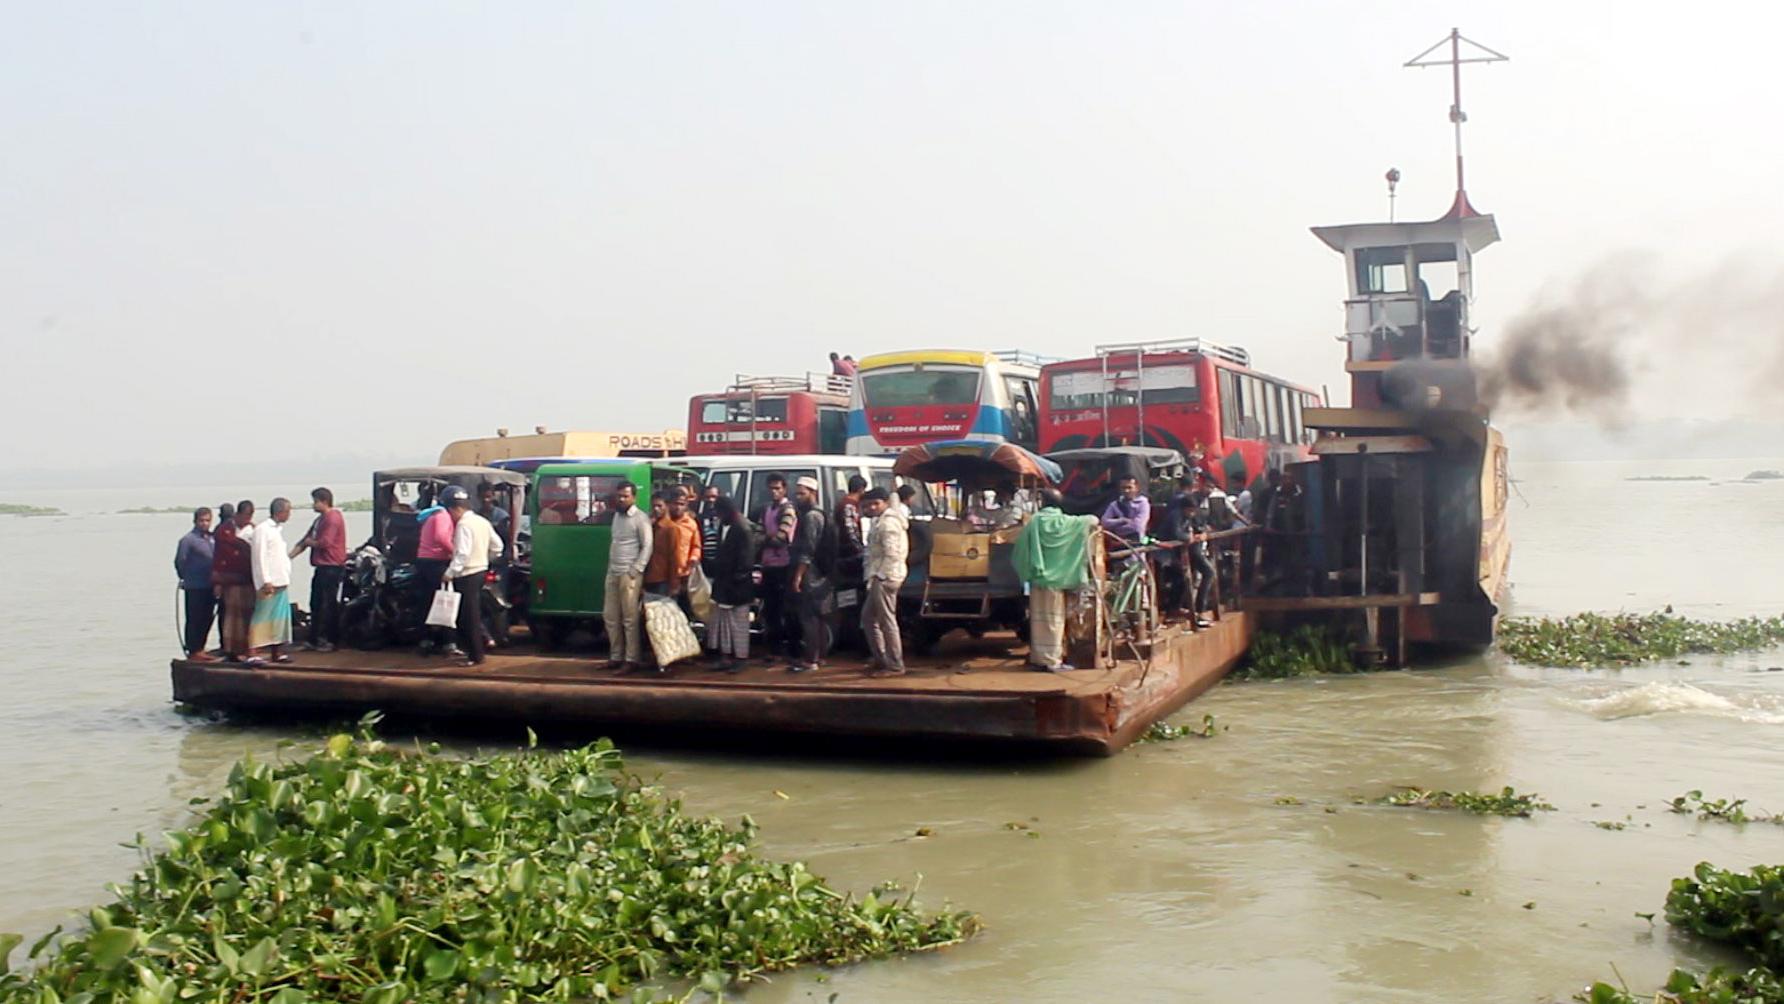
[860,489,910,677]
[442,486,503,666]
[244,497,294,667]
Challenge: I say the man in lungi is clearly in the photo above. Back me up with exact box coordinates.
[243,497,294,667]
[1012,488,1099,673]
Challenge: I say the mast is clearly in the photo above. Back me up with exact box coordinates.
[1404,28,1508,213]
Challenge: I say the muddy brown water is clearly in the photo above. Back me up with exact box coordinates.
[3,459,1784,1001]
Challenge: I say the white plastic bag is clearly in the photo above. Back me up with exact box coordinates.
[686,566,715,623]
[426,585,460,628]
[643,595,701,668]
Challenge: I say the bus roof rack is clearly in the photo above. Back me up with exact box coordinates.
[992,349,1061,369]
[1093,338,1251,368]
[724,373,852,396]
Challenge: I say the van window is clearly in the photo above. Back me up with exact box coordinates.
[537,475,626,526]
[705,469,744,507]
[894,477,936,516]
[744,468,814,522]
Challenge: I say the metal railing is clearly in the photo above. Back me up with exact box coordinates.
[991,349,1060,371]
[726,372,852,396]
[1094,337,1251,367]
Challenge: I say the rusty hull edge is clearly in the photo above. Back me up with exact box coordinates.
[1103,612,1254,752]
[171,662,1119,755]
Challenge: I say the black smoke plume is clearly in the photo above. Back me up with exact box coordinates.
[1474,262,1640,421]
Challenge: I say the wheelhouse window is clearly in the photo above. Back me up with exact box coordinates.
[1355,246,1409,294]
[861,368,981,408]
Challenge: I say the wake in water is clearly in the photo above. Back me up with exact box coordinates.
[1566,681,1784,724]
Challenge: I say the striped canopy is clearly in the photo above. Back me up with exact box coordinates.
[892,440,1063,487]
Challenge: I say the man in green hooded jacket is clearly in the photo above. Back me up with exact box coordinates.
[1011,488,1100,672]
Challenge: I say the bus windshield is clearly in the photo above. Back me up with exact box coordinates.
[700,397,790,424]
[861,368,981,408]
[1049,365,1200,410]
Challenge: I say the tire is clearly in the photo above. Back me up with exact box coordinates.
[903,618,942,657]
[529,617,561,651]
[342,605,384,651]
[482,602,511,649]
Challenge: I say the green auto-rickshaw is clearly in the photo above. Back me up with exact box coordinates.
[525,460,700,648]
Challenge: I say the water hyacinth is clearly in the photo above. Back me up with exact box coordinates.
[1377,786,1556,817]
[1579,862,1784,1002]
[1498,611,1784,668]
[0,729,978,1002]
[1229,625,1363,680]
[1135,714,1220,743]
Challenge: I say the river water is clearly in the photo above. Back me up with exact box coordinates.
[3,458,1783,1001]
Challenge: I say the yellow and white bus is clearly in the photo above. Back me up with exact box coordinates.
[843,349,1047,456]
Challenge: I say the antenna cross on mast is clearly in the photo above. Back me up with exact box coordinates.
[1405,28,1508,204]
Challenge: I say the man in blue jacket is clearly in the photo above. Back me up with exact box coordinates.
[174,507,217,660]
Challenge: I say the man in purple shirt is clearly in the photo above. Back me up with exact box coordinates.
[290,486,349,652]
[1100,476,1151,545]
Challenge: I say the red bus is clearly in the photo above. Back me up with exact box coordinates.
[1038,339,1323,491]
[686,374,852,457]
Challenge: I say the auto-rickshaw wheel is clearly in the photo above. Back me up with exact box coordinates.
[529,617,562,651]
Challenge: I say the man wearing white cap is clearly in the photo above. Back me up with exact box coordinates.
[787,475,834,673]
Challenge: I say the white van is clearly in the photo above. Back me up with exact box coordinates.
[677,454,934,522]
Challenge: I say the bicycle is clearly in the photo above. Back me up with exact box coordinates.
[1101,531,1159,651]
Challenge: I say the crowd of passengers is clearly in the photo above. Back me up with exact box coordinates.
[1098,464,1308,626]
[174,485,507,668]
[600,474,911,675]
[171,464,1303,677]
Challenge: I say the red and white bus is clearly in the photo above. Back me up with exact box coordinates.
[686,374,852,457]
[1038,339,1323,491]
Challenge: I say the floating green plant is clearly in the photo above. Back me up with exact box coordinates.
[1666,790,1784,826]
[1499,611,1784,668]
[1136,714,1219,743]
[1577,862,1784,1002]
[0,725,978,1002]
[1229,625,1363,680]
[1377,786,1555,817]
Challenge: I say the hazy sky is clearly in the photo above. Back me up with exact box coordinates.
[4,1,1782,472]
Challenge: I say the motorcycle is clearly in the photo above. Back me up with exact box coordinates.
[341,545,513,651]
